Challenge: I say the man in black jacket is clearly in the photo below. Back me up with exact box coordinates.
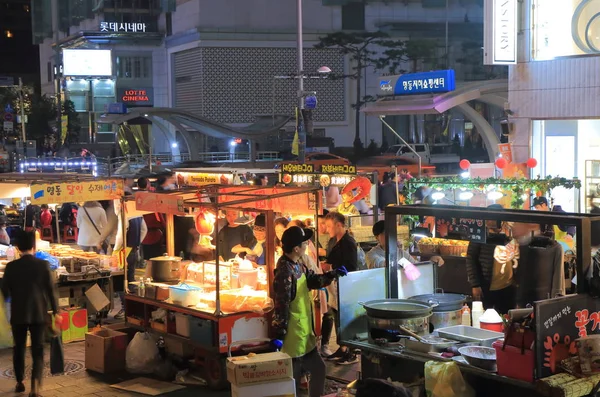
[2,230,58,396]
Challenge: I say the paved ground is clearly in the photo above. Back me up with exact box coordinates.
[0,341,354,397]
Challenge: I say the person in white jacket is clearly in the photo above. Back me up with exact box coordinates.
[76,201,107,252]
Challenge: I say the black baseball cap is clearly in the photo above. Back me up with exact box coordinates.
[372,220,385,237]
[532,196,548,207]
[281,226,313,251]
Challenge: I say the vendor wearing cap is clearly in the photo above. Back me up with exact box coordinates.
[366,221,444,269]
[272,226,347,397]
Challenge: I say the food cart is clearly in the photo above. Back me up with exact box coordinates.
[124,185,320,388]
[338,204,600,397]
[0,175,125,340]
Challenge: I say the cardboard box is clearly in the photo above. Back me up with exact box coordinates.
[227,352,292,386]
[101,324,137,342]
[85,328,129,373]
[231,378,296,397]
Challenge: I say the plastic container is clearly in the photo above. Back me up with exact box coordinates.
[471,301,484,328]
[479,309,504,333]
[492,339,534,382]
[169,283,202,307]
[238,269,258,289]
[174,313,190,337]
[461,304,471,326]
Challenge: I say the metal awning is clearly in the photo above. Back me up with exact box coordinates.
[54,31,165,49]
[362,79,508,116]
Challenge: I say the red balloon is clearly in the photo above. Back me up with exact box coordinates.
[527,158,538,168]
[495,157,508,169]
[459,159,471,170]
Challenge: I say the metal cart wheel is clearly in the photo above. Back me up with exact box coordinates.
[203,354,228,390]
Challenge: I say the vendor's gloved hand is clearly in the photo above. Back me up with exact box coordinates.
[271,339,283,351]
[335,266,348,277]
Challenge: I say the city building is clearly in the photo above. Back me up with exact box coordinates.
[0,0,39,85]
[32,0,501,158]
[500,0,599,211]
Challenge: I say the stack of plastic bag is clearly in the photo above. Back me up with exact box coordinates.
[35,251,59,270]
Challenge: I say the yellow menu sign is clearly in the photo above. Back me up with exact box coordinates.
[30,179,124,204]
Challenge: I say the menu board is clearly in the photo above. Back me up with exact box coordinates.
[218,187,320,214]
[435,217,486,243]
[30,180,123,205]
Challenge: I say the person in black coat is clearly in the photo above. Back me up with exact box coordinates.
[1,230,58,396]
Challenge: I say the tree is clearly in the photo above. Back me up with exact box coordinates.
[315,31,404,155]
[377,38,442,74]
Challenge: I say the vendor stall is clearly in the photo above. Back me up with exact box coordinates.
[338,204,600,397]
[124,185,320,388]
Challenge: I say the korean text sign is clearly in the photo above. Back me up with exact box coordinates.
[30,180,124,205]
[379,70,456,96]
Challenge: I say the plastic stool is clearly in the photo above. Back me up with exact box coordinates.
[63,225,78,243]
[41,225,54,242]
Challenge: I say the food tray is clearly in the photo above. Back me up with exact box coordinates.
[436,325,504,347]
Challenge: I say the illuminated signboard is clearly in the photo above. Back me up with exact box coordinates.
[63,49,112,77]
[117,88,153,106]
[100,22,147,33]
[378,70,456,96]
[281,163,356,174]
[483,0,517,64]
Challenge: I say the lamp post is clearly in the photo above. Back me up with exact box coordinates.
[296,0,305,163]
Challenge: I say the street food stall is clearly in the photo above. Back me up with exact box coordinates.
[338,204,600,397]
[124,185,320,388]
[0,175,125,341]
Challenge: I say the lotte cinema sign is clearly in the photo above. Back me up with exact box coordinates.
[117,88,153,106]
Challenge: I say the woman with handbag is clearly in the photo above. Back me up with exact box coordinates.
[76,201,107,252]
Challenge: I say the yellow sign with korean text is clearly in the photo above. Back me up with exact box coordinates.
[30,179,124,205]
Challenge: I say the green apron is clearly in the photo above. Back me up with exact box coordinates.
[282,273,316,358]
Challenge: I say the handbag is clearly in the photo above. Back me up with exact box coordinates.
[50,335,64,375]
[83,206,108,252]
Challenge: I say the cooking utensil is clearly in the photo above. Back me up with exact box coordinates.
[409,290,467,312]
[430,309,463,331]
[359,299,436,319]
[437,325,504,347]
[458,346,497,371]
[150,253,182,283]
[399,326,423,341]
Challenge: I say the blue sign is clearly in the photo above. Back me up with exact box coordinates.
[305,95,317,110]
[105,102,127,114]
[4,104,13,113]
[378,70,456,96]
[33,190,44,200]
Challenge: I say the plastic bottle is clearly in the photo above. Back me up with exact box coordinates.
[6,245,15,261]
[138,277,146,297]
[472,301,484,328]
[461,304,471,326]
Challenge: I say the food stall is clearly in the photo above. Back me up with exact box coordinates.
[0,175,125,341]
[124,185,320,388]
[338,204,600,397]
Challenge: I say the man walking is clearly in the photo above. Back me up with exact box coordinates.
[2,230,58,396]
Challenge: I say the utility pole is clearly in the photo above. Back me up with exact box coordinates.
[17,78,26,142]
[53,0,62,142]
[296,0,305,163]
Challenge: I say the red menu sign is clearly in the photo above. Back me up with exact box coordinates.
[218,187,319,214]
[135,192,185,215]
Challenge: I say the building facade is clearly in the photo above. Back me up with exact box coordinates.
[33,0,492,155]
[504,0,600,212]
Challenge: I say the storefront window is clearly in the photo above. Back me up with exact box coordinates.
[116,56,152,79]
[533,0,600,60]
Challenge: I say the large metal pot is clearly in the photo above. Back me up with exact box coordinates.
[359,299,435,319]
[430,309,463,331]
[150,254,182,283]
[409,291,467,312]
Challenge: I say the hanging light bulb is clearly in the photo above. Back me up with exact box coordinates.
[487,191,503,201]
[459,191,474,201]
[431,191,445,201]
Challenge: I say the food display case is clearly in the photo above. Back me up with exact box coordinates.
[124,185,320,388]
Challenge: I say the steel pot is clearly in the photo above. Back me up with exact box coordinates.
[359,299,435,319]
[409,290,467,312]
[367,315,431,337]
[430,309,463,331]
[150,254,182,283]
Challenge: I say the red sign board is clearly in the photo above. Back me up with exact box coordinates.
[3,113,12,122]
[117,87,153,106]
[218,187,319,214]
[498,143,513,163]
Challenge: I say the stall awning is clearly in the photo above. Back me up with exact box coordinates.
[361,79,508,116]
